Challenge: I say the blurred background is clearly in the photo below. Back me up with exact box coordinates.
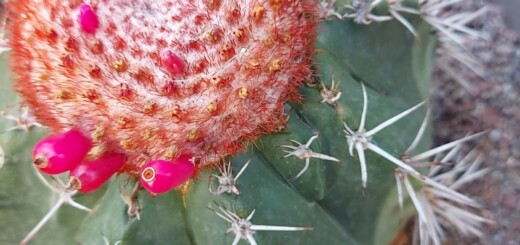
[493,0,520,33]
[432,0,520,244]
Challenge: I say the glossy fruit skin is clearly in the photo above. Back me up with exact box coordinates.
[32,128,92,174]
[160,50,186,75]
[140,155,195,194]
[69,153,126,193]
[78,3,99,33]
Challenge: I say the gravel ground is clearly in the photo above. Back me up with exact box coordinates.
[431,1,520,244]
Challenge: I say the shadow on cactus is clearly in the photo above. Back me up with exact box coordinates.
[0,1,491,245]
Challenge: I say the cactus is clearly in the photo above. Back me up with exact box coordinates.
[0,1,491,245]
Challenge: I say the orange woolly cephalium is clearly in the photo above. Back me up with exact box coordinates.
[7,0,317,191]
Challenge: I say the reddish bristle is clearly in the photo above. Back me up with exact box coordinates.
[8,0,317,176]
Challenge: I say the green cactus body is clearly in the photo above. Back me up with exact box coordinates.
[0,1,489,245]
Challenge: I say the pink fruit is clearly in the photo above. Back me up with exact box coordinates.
[33,128,92,174]
[160,50,186,75]
[78,3,99,33]
[140,155,195,194]
[69,153,126,193]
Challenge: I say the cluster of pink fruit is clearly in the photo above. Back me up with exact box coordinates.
[33,128,195,194]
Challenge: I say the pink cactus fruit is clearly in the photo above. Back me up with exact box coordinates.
[69,153,126,193]
[32,128,93,174]
[140,155,196,194]
[78,3,99,34]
